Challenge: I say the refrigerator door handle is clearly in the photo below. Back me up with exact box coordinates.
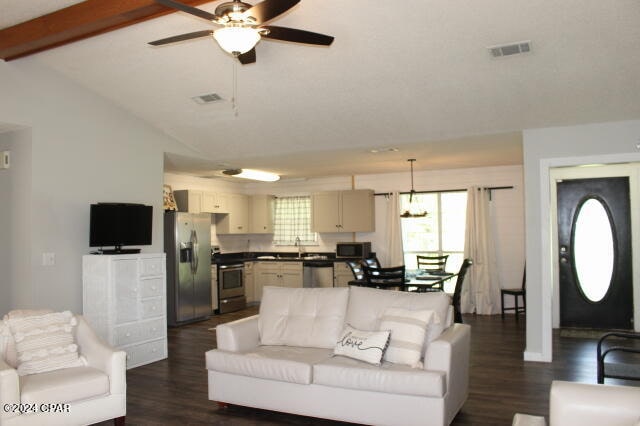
[191,229,199,274]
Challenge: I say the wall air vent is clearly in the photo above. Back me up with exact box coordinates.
[192,93,224,104]
[488,40,531,58]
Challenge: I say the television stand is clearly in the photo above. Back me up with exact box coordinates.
[98,247,141,255]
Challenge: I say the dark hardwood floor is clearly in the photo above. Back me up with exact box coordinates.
[97,309,638,425]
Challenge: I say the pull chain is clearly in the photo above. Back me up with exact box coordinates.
[231,59,239,117]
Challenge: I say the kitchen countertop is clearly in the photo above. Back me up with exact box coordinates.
[212,251,367,266]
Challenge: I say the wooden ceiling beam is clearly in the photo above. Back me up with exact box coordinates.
[0,0,213,61]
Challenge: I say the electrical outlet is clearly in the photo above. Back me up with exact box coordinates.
[42,252,55,266]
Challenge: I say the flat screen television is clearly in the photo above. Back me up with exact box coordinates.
[89,203,152,254]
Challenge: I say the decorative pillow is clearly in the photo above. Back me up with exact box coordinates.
[379,308,435,368]
[5,310,85,376]
[2,309,54,368]
[334,324,390,365]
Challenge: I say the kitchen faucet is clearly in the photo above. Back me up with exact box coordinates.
[295,236,302,258]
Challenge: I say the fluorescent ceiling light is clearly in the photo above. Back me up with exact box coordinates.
[222,168,280,182]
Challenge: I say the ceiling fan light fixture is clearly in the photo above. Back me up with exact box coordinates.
[213,26,260,55]
[222,168,280,182]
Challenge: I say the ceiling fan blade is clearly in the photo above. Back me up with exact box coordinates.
[155,0,218,21]
[149,30,214,46]
[261,26,334,46]
[238,48,257,64]
[243,0,300,24]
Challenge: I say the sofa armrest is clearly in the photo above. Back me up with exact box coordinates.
[424,323,471,415]
[75,315,127,395]
[216,315,260,352]
[550,380,640,426]
[0,356,20,422]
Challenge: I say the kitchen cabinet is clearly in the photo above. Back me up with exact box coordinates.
[249,194,275,233]
[311,189,375,233]
[216,194,249,234]
[173,189,203,213]
[333,261,354,287]
[82,253,167,369]
[202,192,229,213]
[244,261,255,303]
[254,261,303,301]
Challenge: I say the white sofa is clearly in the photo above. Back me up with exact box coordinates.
[206,286,471,426]
[0,314,126,426]
[513,380,640,426]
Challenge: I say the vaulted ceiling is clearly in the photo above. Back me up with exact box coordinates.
[2,1,640,179]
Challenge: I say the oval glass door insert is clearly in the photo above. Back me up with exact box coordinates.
[572,198,615,302]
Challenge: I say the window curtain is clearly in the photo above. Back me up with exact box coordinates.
[272,196,316,245]
[461,186,501,314]
[385,192,405,267]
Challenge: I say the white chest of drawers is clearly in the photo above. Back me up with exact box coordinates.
[82,253,167,369]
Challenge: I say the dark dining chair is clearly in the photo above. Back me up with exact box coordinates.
[416,254,449,273]
[362,257,382,269]
[346,260,365,281]
[501,267,526,320]
[596,331,640,384]
[452,259,473,324]
[363,265,405,290]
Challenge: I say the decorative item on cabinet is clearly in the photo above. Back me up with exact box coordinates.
[311,189,375,233]
[163,184,177,211]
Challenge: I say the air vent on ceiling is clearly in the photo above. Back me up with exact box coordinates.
[192,93,224,104]
[488,40,531,58]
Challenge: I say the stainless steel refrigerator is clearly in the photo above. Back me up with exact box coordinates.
[165,211,212,326]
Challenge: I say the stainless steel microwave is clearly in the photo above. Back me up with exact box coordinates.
[336,242,372,259]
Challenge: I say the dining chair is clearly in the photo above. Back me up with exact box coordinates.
[362,257,382,269]
[346,260,365,281]
[501,266,526,320]
[416,254,449,273]
[452,259,473,323]
[363,265,405,290]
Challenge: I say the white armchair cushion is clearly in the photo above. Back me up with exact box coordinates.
[258,287,349,349]
[20,366,109,404]
[5,311,85,375]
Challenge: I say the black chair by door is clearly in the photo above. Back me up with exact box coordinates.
[452,259,473,324]
[416,254,449,273]
[501,267,526,320]
[363,265,405,290]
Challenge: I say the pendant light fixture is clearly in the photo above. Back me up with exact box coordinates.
[400,159,427,218]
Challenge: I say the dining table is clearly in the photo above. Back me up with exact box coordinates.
[348,269,457,292]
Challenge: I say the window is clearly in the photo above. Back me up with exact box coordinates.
[273,196,317,246]
[400,191,467,281]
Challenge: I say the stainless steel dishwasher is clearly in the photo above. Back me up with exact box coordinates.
[303,261,335,288]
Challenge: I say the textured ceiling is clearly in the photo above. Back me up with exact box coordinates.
[2,0,640,178]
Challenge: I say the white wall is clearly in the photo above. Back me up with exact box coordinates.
[166,165,525,298]
[0,58,198,314]
[522,119,640,362]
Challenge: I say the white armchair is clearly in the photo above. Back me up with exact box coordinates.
[0,314,126,426]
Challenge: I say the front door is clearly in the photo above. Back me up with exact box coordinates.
[557,177,633,329]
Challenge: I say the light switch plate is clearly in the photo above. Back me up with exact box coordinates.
[1,151,9,169]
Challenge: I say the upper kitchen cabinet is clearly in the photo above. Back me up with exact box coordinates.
[174,190,229,214]
[202,192,229,214]
[249,194,275,234]
[173,189,203,213]
[311,189,375,233]
[216,193,249,234]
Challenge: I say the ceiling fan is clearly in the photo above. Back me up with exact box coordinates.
[149,0,334,64]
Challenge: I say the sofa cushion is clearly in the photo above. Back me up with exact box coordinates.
[259,286,349,349]
[207,346,333,385]
[313,356,446,397]
[346,286,450,347]
[334,325,390,365]
[380,308,436,368]
[19,366,109,404]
